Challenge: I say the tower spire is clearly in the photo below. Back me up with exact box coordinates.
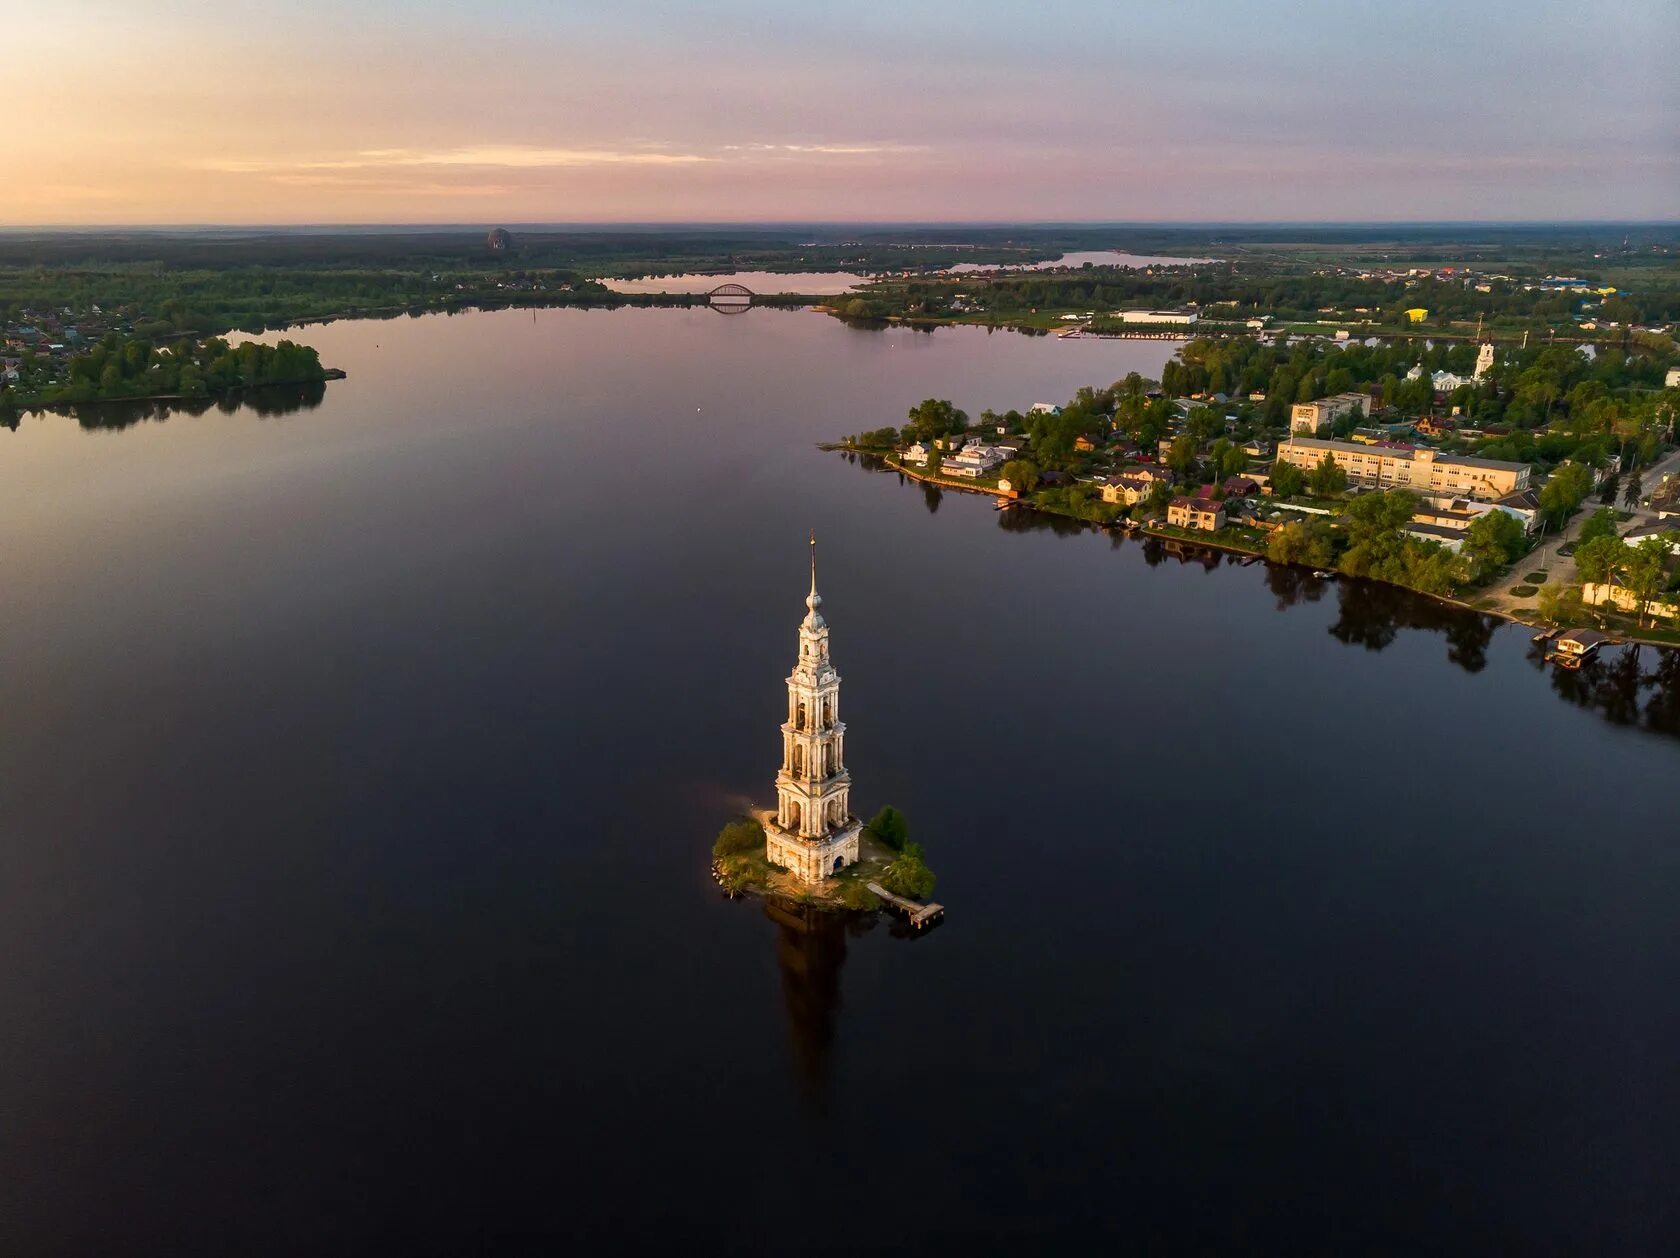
[806,530,822,614]
[766,535,859,884]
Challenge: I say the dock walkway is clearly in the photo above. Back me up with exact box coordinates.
[867,882,945,928]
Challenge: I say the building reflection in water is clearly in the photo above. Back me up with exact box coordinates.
[764,899,850,1105]
[763,896,932,1105]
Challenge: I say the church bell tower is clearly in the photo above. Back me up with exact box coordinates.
[763,534,861,884]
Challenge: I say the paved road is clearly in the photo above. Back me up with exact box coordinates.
[1484,510,1584,617]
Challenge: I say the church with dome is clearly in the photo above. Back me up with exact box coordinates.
[763,535,861,884]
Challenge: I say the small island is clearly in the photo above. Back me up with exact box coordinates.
[712,536,940,926]
[713,806,936,919]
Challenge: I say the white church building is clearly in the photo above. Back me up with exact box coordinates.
[763,536,862,884]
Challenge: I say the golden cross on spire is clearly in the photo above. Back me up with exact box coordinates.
[809,529,817,594]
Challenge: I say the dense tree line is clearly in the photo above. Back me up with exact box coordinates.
[3,333,325,406]
[1161,335,1676,471]
[860,270,1680,326]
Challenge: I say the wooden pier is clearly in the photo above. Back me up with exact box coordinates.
[867,882,945,928]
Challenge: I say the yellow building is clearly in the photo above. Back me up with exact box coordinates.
[1404,308,1429,323]
[1277,437,1530,501]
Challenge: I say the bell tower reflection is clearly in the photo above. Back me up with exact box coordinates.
[764,900,848,1104]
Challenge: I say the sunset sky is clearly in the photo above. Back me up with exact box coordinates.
[8,0,1676,225]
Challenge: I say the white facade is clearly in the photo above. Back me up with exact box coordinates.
[1475,342,1495,378]
[1290,393,1371,435]
[763,541,861,885]
[1116,309,1198,325]
[941,442,1004,478]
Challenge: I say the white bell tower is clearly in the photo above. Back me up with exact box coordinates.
[764,534,861,884]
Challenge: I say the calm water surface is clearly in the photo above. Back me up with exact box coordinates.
[601,250,1210,293]
[945,248,1212,272]
[599,269,866,294]
[1,307,1675,1255]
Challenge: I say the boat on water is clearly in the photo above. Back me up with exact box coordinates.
[1312,569,1334,578]
[1545,627,1611,668]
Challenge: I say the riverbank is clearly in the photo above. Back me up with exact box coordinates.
[849,447,1680,651]
[3,367,346,416]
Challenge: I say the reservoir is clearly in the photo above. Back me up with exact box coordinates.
[0,306,1674,1254]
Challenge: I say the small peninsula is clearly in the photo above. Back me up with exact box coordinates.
[839,330,1680,646]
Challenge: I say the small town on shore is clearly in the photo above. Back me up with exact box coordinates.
[840,332,1680,650]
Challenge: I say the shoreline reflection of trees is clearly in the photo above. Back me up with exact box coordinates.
[847,445,1679,732]
[1322,577,1498,673]
[1530,641,1680,738]
[8,381,328,434]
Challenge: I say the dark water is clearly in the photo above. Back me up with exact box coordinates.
[1,308,1675,1256]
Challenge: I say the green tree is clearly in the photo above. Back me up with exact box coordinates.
[905,398,969,443]
[1625,536,1671,626]
[999,459,1038,493]
[1269,459,1305,499]
[1577,506,1619,547]
[1267,519,1333,567]
[712,818,766,858]
[865,805,910,852]
[882,842,936,900]
[1461,509,1526,582]
[1537,583,1584,626]
[1307,451,1348,496]
[1623,469,1643,509]
[1573,534,1625,587]
[1539,462,1593,527]
[1166,434,1198,476]
[1340,489,1418,578]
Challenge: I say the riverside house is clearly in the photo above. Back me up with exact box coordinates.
[1167,497,1225,532]
[1101,474,1155,506]
[941,441,1004,479]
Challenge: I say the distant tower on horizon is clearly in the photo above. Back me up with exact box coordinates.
[1475,341,1495,379]
[763,534,861,884]
[487,227,513,252]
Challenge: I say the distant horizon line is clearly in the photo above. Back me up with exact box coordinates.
[1,218,1677,234]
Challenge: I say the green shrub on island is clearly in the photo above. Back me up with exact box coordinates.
[712,817,765,859]
[864,805,909,852]
[850,426,900,449]
[1511,584,1539,598]
[837,881,882,912]
[882,842,936,900]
